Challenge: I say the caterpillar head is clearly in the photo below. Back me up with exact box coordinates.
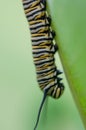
[54,83,64,98]
[46,83,64,99]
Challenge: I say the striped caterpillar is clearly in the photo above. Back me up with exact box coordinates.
[22,0,64,129]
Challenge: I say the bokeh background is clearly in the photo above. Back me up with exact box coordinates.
[0,1,85,130]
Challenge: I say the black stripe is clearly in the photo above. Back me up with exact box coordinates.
[36,67,56,75]
[35,62,55,69]
[23,0,33,6]
[27,13,45,22]
[44,82,57,92]
[38,80,50,84]
[32,37,53,42]
[38,75,56,82]
[32,42,52,46]
[34,58,54,65]
[23,1,40,10]
[33,50,55,55]
[30,24,50,30]
[26,6,45,17]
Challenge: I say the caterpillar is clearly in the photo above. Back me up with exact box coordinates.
[22,0,65,130]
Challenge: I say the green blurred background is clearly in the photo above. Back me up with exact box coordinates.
[0,1,85,130]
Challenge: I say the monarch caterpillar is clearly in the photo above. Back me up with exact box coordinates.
[22,0,65,130]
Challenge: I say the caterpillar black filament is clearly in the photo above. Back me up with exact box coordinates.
[22,0,65,130]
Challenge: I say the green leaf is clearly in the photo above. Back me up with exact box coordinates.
[47,0,86,129]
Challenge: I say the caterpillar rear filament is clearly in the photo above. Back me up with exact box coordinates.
[22,0,65,130]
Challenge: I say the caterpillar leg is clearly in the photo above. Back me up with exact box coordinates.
[57,69,63,75]
[54,43,58,53]
[41,0,46,4]
[47,16,51,25]
[51,30,56,38]
[47,29,56,38]
[40,0,46,9]
[49,44,58,54]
